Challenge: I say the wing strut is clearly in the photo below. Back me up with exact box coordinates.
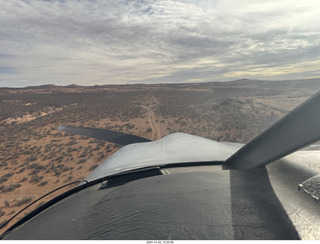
[225,90,320,169]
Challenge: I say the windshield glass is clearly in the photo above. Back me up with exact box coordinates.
[0,0,320,235]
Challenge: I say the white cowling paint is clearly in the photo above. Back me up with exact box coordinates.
[85,132,242,182]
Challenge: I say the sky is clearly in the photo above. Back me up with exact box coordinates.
[0,0,320,87]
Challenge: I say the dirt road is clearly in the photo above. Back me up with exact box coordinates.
[141,96,161,140]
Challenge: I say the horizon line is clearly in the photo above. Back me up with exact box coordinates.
[1,77,320,89]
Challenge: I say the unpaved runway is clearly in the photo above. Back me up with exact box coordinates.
[141,96,161,141]
[147,106,161,140]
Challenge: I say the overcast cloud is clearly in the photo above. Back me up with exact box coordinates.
[0,0,320,87]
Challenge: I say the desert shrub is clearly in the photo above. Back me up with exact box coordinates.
[19,161,28,168]
[79,153,86,158]
[38,180,48,186]
[67,147,77,152]
[24,150,33,155]
[62,166,73,172]
[28,163,45,175]
[51,139,61,143]
[93,146,101,151]
[98,154,106,160]
[180,121,187,126]
[53,132,62,137]
[3,183,22,192]
[14,196,34,207]
[20,176,28,182]
[64,176,73,183]
[55,163,65,170]
[0,207,5,217]
[0,172,14,183]
[0,161,8,169]
[55,156,64,163]
[29,169,40,175]
[17,167,26,174]
[28,163,42,169]
[64,153,72,158]
[77,159,87,164]
[81,146,92,155]
[66,141,77,146]
[44,146,51,153]
[29,174,43,183]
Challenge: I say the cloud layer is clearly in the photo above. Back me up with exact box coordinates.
[0,0,320,86]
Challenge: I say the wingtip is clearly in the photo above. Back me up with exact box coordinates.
[58,125,66,131]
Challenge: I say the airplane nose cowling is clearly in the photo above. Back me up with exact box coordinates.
[85,132,242,182]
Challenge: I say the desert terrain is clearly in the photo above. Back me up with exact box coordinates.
[0,78,319,233]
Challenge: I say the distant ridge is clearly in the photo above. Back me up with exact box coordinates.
[25,83,83,89]
[66,84,82,88]
[220,78,320,89]
[0,78,319,89]
[25,84,59,89]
